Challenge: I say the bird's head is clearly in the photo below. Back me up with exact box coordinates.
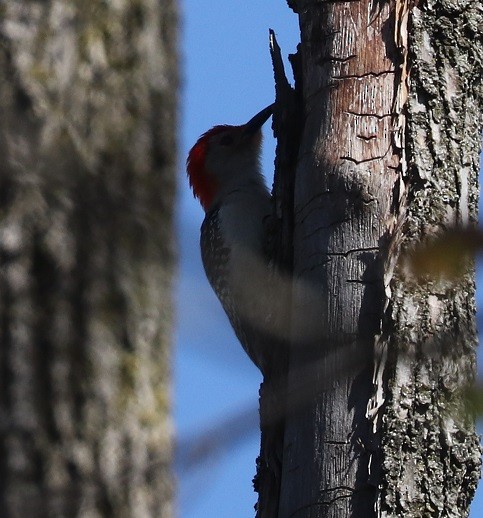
[187,105,273,212]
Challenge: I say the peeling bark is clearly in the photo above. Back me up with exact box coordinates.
[377,0,483,515]
[0,1,178,516]
[276,0,482,516]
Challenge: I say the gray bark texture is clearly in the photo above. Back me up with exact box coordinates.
[376,0,482,515]
[276,0,482,516]
[0,1,178,517]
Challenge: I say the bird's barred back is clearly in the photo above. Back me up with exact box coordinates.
[200,207,261,368]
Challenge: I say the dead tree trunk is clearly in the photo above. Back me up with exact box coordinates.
[274,0,482,516]
[0,1,178,516]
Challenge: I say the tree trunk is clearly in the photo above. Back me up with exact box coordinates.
[375,1,482,515]
[0,1,178,516]
[274,0,482,517]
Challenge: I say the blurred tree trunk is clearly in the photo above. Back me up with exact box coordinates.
[274,0,482,516]
[0,1,177,516]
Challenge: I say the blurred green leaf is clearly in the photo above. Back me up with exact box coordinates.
[406,228,483,280]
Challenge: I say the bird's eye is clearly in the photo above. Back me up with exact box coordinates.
[219,134,234,146]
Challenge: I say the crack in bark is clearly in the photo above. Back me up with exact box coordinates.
[340,143,391,165]
[357,134,378,141]
[344,110,392,120]
[326,246,380,257]
[288,491,354,518]
[302,218,351,240]
[294,190,331,217]
[332,70,395,80]
[360,197,376,204]
[340,154,387,164]
[319,54,357,64]
[296,246,379,277]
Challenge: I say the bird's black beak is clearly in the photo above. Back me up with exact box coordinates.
[242,104,274,136]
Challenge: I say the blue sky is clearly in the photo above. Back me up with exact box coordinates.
[175,1,483,516]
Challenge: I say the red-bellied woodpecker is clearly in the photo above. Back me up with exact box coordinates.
[187,105,274,374]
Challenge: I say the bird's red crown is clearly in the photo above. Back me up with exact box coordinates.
[187,125,233,212]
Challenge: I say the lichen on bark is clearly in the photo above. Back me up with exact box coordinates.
[379,0,483,515]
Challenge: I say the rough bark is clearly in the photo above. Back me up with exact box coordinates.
[275,0,482,517]
[0,1,178,516]
[374,0,483,515]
